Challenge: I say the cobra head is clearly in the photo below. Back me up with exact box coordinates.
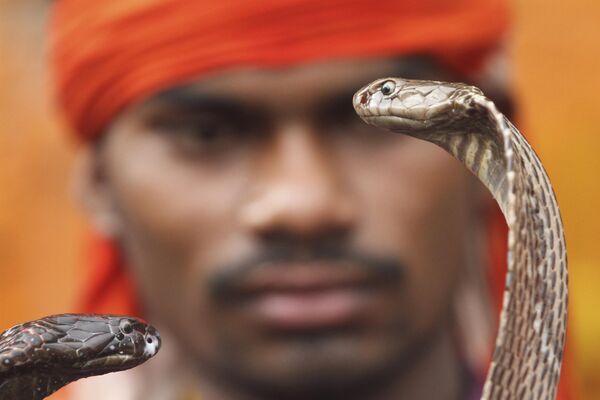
[353,77,485,136]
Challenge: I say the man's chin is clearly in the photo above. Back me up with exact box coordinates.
[203,333,408,400]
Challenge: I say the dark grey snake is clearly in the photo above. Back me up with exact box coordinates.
[0,314,160,399]
[354,78,567,399]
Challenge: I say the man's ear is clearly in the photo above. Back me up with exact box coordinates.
[71,144,122,238]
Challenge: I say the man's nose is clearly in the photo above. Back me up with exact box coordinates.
[240,123,357,239]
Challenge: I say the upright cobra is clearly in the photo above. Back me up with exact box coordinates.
[354,78,567,399]
[0,314,161,399]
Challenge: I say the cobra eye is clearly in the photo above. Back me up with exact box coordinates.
[381,80,396,96]
[120,320,134,334]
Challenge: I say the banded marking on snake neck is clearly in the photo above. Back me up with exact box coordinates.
[354,77,567,399]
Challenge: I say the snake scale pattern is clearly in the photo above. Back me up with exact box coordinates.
[354,78,568,399]
[0,314,160,399]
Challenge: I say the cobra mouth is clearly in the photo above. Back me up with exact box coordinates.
[71,333,160,372]
[74,354,141,371]
[359,114,431,134]
[353,95,425,125]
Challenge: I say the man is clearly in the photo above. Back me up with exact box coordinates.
[49,0,572,399]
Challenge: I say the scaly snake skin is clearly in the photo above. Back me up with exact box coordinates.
[354,78,568,399]
[0,314,160,399]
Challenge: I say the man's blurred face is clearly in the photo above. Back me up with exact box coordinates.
[92,58,481,398]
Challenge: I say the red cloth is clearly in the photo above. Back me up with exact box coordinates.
[50,0,509,140]
[49,0,575,398]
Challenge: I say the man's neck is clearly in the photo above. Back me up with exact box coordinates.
[373,329,466,400]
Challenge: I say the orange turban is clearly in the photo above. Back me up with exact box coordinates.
[50,0,510,140]
[48,0,576,398]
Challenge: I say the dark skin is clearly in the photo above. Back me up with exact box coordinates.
[76,57,490,399]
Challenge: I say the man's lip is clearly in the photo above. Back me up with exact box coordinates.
[228,262,388,296]
[247,287,372,331]
[223,262,392,331]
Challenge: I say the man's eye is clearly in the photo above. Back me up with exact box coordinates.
[174,121,225,142]
[319,102,400,146]
[322,103,372,134]
[150,116,243,153]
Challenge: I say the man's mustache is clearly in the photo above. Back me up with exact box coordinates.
[208,242,405,302]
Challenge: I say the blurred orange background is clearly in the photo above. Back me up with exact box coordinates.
[1,0,598,398]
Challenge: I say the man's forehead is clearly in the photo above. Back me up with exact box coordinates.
[142,57,448,111]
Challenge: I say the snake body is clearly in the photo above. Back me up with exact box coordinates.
[354,78,567,399]
[0,314,160,399]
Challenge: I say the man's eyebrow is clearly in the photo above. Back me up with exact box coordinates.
[146,87,245,113]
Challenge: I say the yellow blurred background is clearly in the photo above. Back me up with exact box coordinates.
[0,0,598,398]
